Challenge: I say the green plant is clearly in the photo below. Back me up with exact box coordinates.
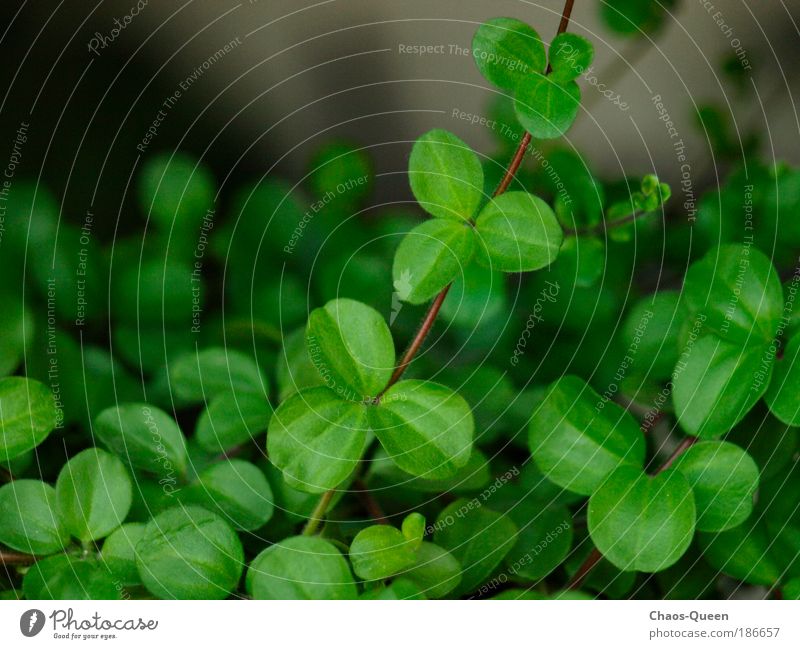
[1,0,799,602]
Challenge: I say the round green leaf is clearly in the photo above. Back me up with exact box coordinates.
[0,377,57,463]
[136,505,244,599]
[169,347,267,405]
[276,327,325,401]
[434,499,518,596]
[307,140,373,204]
[101,522,146,587]
[671,441,759,532]
[588,466,696,573]
[267,386,369,493]
[399,542,461,599]
[138,152,215,232]
[529,376,646,496]
[601,0,677,37]
[306,298,395,401]
[392,219,476,305]
[0,480,69,555]
[515,74,581,140]
[23,555,121,600]
[195,391,272,454]
[350,525,418,581]
[471,18,546,92]
[247,535,356,599]
[549,33,595,83]
[764,334,800,426]
[402,512,426,547]
[683,244,783,344]
[369,380,474,480]
[503,505,573,581]
[475,191,563,272]
[185,459,274,531]
[94,403,188,479]
[409,129,484,222]
[55,448,133,543]
[698,518,782,587]
[673,334,769,438]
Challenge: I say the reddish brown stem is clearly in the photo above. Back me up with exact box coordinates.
[494,132,533,196]
[377,284,452,399]
[354,479,390,525]
[656,436,698,474]
[0,551,37,566]
[567,548,602,590]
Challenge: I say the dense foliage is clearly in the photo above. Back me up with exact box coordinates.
[1,0,798,600]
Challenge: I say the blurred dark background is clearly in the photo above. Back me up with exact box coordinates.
[1,0,798,240]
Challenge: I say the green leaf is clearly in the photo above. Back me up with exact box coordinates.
[673,334,770,438]
[0,377,57,463]
[350,525,418,581]
[408,129,484,221]
[247,536,357,599]
[0,480,69,554]
[601,0,677,37]
[549,33,595,83]
[764,334,800,426]
[439,262,507,328]
[474,191,563,272]
[671,441,759,532]
[360,578,426,600]
[307,140,373,204]
[101,523,146,587]
[0,294,32,378]
[392,219,476,304]
[267,387,369,493]
[588,466,696,572]
[136,505,244,599]
[369,380,473,479]
[552,236,605,288]
[683,244,783,344]
[184,459,274,531]
[402,512,426,547]
[698,518,782,586]
[23,555,121,600]
[515,74,581,140]
[503,505,573,581]
[169,347,267,405]
[784,579,800,600]
[94,404,188,479]
[434,499,518,596]
[471,18,546,92]
[55,448,133,543]
[619,291,683,380]
[306,299,395,401]
[399,542,461,599]
[528,376,646,496]
[195,391,272,454]
[138,152,215,232]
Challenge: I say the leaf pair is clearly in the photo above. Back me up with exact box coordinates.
[0,448,132,555]
[268,299,474,492]
[397,129,563,304]
[473,18,594,139]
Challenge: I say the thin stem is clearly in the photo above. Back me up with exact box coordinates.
[0,550,36,566]
[353,479,389,525]
[302,489,335,536]
[568,434,698,589]
[566,209,643,237]
[567,547,602,590]
[656,436,698,474]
